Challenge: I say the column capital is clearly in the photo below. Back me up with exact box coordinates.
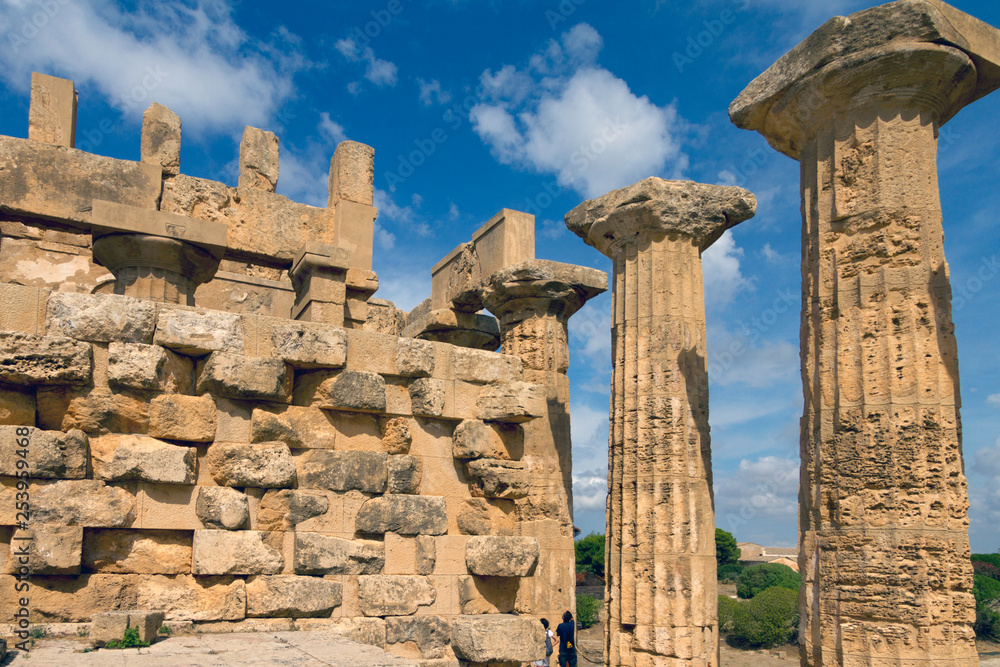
[565,178,755,258]
[481,259,607,324]
[730,0,1000,159]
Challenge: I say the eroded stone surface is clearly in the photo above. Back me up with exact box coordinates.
[355,495,448,536]
[0,332,92,386]
[298,450,388,493]
[196,487,250,530]
[137,574,246,621]
[246,575,343,618]
[465,536,539,577]
[381,417,412,454]
[239,126,280,191]
[395,337,435,377]
[465,459,529,500]
[386,615,452,659]
[149,393,216,442]
[197,353,292,403]
[315,370,387,412]
[452,420,510,460]
[141,102,181,175]
[257,489,329,531]
[0,426,88,478]
[107,342,194,393]
[456,499,515,536]
[192,530,284,575]
[387,455,422,494]
[91,434,196,484]
[408,378,445,417]
[270,321,347,368]
[251,405,338,449]
[450,615,545,663]
[154,307,244,356]
[46,292,156,343]
[475,382,545,423]
[358,575,435,617]
[83,529,191,574]
[7,526,82,574]
[206,442,296,488]
[30,480,136,527]
[90,610,165,646]
[294,533,384,575]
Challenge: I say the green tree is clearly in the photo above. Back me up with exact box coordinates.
[716,528,740,566]
[575,532,605,578]
[577,593,601,629]
[736,563,801,599]
[730,586,799,649]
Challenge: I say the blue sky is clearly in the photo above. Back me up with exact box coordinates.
[1,0,998,552]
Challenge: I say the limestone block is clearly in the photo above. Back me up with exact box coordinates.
[465,459,529,500]
[329,140,375,206]
[153,307,244,356]
[311,370,387,413]
[38,386,149,435]
[239,126,279,191]
[452,348,521,384]
[31,480,135,527]
[0,573,137,622]
[197,353,291,403]
[416,536,436,576]
[451,615,545,663]
[91,434,196,485]
[7,526,82,575]
[257,489,329,531]
[476,382,545,423]
[90,610,165,647]
[395,338,435,378]
[29,72,77,147]
[246,575,342,618]
[0,426,88,478]
[107,342,194,393]
[141,102,181,175]
[196,487,250,530]
[456,499,516,536]
[385,615,451,660]
[0,332,92,386]
[192,530,284,575]
[387,455,422,494]
[251,406,337,449]
[45,292,156,344]
[408,378,445,417]
[294,533,384,575]
[381,417,412,454]
[365,299,406,337]
[452,420,510,461]
[206,442,296,488]
[358,575,435,617]
[0,136,161,227]
[0,387,34,426]
[269,321,347,369]
[149,394,216,442]
[458,575,518,614]
[324,617,387,648]
[136,574,246,621]
[298,450,387,493]
[465,536,539,577]
[355,495,448,536]
[83,530,191,574]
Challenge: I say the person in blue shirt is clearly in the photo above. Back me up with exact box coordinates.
[555,610,577,667]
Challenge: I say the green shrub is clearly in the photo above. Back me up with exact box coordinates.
[974,574,1000,606]
[29,627,45,639]
[104,627,150,650]
[718,563,744,582]
[718,595,740,634]
[577,593,600,630]
[158,625,172,636]
[716,529,740,566]
[972,554,1000,570]
[736,563,801,599]
[976,608,1000,642]
[575,533,605,578]
[730,586,799,649]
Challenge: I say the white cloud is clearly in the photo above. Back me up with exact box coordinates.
[335,37,397,87]
[0,0,303,134]
[471,24,687,198]
[318,112,347,145]
[702,230,749,307]
[987,394,1000,407]
[540,218,567,240]
[417,78,451,106]
[573,469,608,511]
[714,456,799,540]
[569,293,611,372]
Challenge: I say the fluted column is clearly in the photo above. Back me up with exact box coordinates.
[730,3,1000,663]
[483,260,608,620]
[566,179,756,667]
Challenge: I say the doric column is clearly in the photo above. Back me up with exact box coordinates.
[566,178,755,667]
[482,259,607,620]
[729,3,1000,664]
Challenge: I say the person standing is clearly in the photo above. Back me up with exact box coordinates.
[555,610,577,667]
[532,618,554,667]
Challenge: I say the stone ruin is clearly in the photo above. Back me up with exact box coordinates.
[0,70,608,665]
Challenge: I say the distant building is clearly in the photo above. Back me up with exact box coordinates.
[737,542,799,568]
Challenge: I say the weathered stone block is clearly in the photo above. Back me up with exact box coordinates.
[83,529,192,574]
[298,450,387,493]
[0,387,34,426]
[106,342,193,393]
[457,575,519,614]
[386,615,452,659]
[149,394,216,442]
[90,610,165,647]
[387,455,422,494]
[45,292,156,344]
[29,72,77,147]
[456,498,516,536]
[358,575,435,617]
[251,406,337,449]
[452,347,521,384]
[465,459,529,500]
[31,480,135,527]
[91,434,196,485]
[408,378,445,417]
[38,386,149,435]
[294,533,384,575]
[0,332,92,386]
[451,615,545,663]
[476,382,545,423]
[330,140,375,206]
[381,417,412,454]
[313,370,387,412]
[355,495,448,536]
[239,126,279,191]
[452,420,510,460]
[416,536,436,576]
[257,489,329,531]
[136,574,246,621]
[269,321,347,368]
[153,307,244,356]
[7,526,82,575]
[192,530,284,575]
[196,487,249,530]
[395,338,435,377]
[246,575,343,618]
[206,442,296,488]
[465,536,539,577]
[197,353,291,403]
[141,102,181,175]
[0,426,88,478]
